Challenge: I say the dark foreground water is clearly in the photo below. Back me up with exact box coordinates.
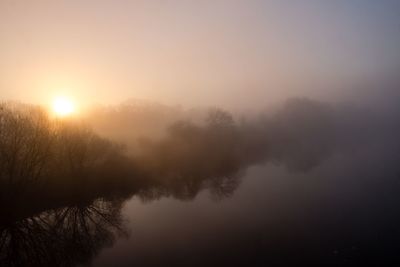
[88,144,399,266]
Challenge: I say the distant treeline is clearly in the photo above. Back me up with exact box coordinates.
[0,97,395,210]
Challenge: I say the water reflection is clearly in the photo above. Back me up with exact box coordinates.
[0,199,125,267]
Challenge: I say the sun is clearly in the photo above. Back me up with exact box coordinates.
[52,96,75,117]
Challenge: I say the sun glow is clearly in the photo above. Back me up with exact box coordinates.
[53,97,75,117]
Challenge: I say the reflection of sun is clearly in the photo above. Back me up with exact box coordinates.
[53,96,75,117]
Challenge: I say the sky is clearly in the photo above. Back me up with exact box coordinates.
[0,0,399,109]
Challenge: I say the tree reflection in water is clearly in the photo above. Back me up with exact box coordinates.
[0,199,125,267]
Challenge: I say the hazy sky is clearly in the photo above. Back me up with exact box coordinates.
[0,0,399,109]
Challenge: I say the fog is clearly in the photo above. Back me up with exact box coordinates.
[1,1,400,266]
[1,91,399,202]
[1,87,400,265]
[1,1,400,108]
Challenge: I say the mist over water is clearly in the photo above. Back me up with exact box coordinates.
[0,92,399,266]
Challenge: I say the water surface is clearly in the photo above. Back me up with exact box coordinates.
[92,144,400,266]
